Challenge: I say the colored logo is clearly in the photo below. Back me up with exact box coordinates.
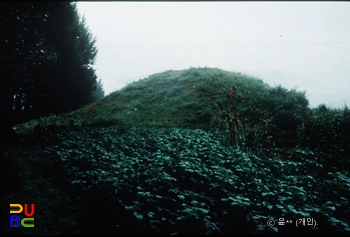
[10,204,35,228]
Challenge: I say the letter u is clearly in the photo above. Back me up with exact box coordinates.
[24,204,35,217]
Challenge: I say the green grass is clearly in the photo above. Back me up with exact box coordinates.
[17,67,275,129]
[3,67,350,235]
[14,67,311,149]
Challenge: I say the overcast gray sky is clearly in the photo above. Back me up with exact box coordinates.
[76,2,350,108]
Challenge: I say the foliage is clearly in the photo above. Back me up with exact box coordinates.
[298,104,350,169]
[3,127,349,235]
[0,2,101,147]
[211,83,309,154]
[2,144,80,235]
[13,67,347,169]
[91,78,105,101]
[35,2,99,114]
[5,67,350,235]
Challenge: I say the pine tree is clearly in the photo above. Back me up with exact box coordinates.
[43,2,99,113]
[1,2,53,147]
[0,2,102,148]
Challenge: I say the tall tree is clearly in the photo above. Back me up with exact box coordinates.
[0,2,101,149]
[1,2,52,147]
[40,2,99,114]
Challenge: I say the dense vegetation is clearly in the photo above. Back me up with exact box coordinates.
[2,67,350,235]
[0,2,104,148]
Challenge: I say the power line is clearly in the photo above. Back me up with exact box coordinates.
[96,42,350,48]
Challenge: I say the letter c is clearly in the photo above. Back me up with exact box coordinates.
[21,218,34,228]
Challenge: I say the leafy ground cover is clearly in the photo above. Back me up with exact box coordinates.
[3,68,350,235]
[3,126,349,235]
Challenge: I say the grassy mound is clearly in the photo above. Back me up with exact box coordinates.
[4,67,350,235]
[15,67,310,150]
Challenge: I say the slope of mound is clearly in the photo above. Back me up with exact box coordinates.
[75,67,304,127]
[15,67,310,149]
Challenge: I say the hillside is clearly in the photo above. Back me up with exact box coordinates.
[77,67,273,128]
[4,67,350,235]
[16,67,309,150]
[16,68,268,127]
